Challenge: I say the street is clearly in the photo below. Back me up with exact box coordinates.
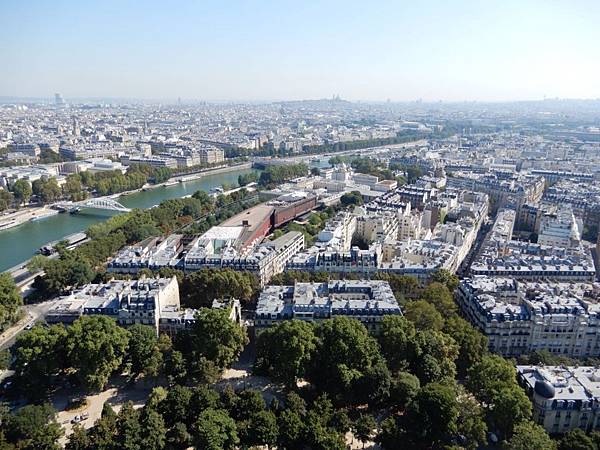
[0,299,61,350]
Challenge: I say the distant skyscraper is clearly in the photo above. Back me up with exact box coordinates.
[72,117,80,136]
[54,93,66,107]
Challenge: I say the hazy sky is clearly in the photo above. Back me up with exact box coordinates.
[1,0,599,102]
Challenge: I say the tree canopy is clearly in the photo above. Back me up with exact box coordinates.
[0,272,22,331]
[255,320,317,388]
[66,315,130,391]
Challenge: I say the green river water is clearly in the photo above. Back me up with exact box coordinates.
[0,167,258,272]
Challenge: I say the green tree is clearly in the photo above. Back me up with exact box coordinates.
[63,175,86,202]
[86,406,117,450]
[179,308,248,381]
[38,177,62,203]
[408,329,459,384]
[406,382,459,447]
[340,191,364,207]
[429,269,460,292]
[66,424,92,450]
[308,317,389,405]
[34,255,95,297]
[139,408,167,450]
[12,179,32,205]
[444,316,488,379]
[404,165,423,184]
[192,408,239,450]
[238,172,258,187]
[420,282,457,318]
[373,272,421,300]
[114,402,141,450]
[404,300,444,331]
[160,385,193,427]
[146,386,168,411]
[232,389,266,421]
[180,269,259,308]
[258,163,308,187]
[13,324,68,393]
[0,349,10,370]
[376,416,401,450]
[390,371,420,409]
[164,350,187,384]
[66,315,130,391]
[191,189,214,210]
[255,320,317,388]
[121,210,160,243]
[239,410,278,449]
[188,385,221,420]
[467,354,517,404]
[0,273,23,331]
[559,428,596,450]
[456,388,487,450]
[488,385,532,439]
[127,324,163,378]
[330,409,352,436]
[504,421,557,450]
[166,422,192,450]
[354,414,377,449]
[0,188,13,211]
[303,396,347,450]
[277,409,305,450]
[5,403,63,450]
[378,315,416,372]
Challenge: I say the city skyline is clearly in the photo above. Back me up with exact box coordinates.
[2,0,600,102]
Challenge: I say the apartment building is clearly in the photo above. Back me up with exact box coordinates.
[46,276,181,335]
[255,280,401,333]
[518,365,600,434]
[458,276,600,357]
[199,147,225,164]
[471,208,595,281]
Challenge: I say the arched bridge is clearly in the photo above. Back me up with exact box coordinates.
[54,197,131,213]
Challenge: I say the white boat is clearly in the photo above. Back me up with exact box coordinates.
[30,210,58,222]
[0,220,19,231]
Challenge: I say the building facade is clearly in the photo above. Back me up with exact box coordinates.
[518,365,600,434]
[458,276,600,357]
[255,280,401,333]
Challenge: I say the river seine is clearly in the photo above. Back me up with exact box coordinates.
[0,167,258,272]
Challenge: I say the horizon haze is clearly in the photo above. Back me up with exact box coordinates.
[1,0,600,102]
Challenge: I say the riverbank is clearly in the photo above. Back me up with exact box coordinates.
[170,162,253,182]
[0,166,259,272]
[101,162,254,199]
[0,206,59,231]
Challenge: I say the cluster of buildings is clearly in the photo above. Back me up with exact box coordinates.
[0,98,432,171]
[107,192,316,285]
[287,185,488,281]
[446,170,545,215]
[542,179,600,235]
[260,162,399,209]
[46,275,242,336]
[9,99,600,436]
[470,207,594,281]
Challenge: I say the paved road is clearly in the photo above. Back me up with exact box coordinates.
[0,299,60,350]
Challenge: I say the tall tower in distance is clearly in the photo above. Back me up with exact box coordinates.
[54,93,66,107]
[72,117,80,136]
